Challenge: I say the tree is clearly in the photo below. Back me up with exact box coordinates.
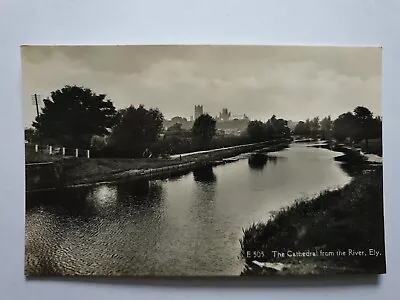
[294,121,309,136]
[333,112,356,142]
[192,114,216,142]
[310,117,320,138]
[33,85,117,147]
[109,105,164,155]
[353,106,374,147]
[370,116,383,140]
[167,123,183,133]
[294,118,312,137]
[24,128,39,143]
[247,120,268,142]
[320,116,333,139]
[304,119,312,136]
[265,115,291,138]
[90,135,108,150]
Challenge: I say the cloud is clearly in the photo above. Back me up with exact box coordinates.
[21,46,382,127]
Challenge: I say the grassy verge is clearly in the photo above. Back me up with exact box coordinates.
[356,138,382,156]
[26,140,290,188]
[63,141,289,185]
[240,166,385,275]
[59,157,185,185]
[320,139,382,157]
[25,151,63,163]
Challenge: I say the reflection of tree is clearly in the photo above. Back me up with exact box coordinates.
[193,165,217,183]
[248,154,282,170]
[26,186,97,221]
[248,154,268,170]
[160,169,191,182]
[267,155,278,165]
[192,165,217,220]
[115,179,164,210]
[191,165,223,266]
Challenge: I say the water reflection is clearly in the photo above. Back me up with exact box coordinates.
[26,179,168,276]
[115,179,164,210]
[267,155,278,165]
[193,165,217,183]
[25,143,352,276]
[248,153,285,170]
[192,166,217,224]
[118,179,150,197]
[27,187,96,221]
[248,153,269,170]
[27,178,165,220]
[157,169,191,182]
[87,185,118,212]
[191,165,219,268]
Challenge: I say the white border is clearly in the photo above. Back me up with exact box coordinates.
[1,0,399,299]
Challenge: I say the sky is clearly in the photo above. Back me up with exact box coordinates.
[21,45,382,128]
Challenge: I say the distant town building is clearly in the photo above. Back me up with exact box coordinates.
[171,116,187,123]
[163,106,251,135]
[163,115,193,131]
[215,108,250,134]
[194,105,204,119]
[219,108,231,121]
[287,120,298,130]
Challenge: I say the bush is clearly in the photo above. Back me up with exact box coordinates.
[90,135,108,150]
[240,167,385,274]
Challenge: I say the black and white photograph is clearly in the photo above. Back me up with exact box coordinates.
[22,45,385,276]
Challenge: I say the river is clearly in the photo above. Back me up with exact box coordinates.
[25,143,351,276]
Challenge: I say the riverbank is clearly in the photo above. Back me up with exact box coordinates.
[308,140,382,176]
[26,139,290,191]
[240,164,385,275]
[307,138,382,157]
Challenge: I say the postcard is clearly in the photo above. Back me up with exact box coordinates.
[22,45,385,276]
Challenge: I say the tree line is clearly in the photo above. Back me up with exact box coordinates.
[27,85,290,158]
[294,106,382,148]
[25,85,380,158]
[246,116,291,142]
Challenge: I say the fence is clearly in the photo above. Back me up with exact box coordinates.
[25,143,91,159]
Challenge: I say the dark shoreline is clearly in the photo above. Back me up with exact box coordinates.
[239,146,384,276]
[26,139,290,192]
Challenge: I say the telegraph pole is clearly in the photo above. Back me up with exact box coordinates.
[30,94,42,149]
[34,94,40,118]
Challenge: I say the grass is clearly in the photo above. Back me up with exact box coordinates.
[25,151,63,163]
[240,166,385,275]
[356,138,382,156]
[59,158,184,185]
[26,139,290,188]
[329,139,382,157]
